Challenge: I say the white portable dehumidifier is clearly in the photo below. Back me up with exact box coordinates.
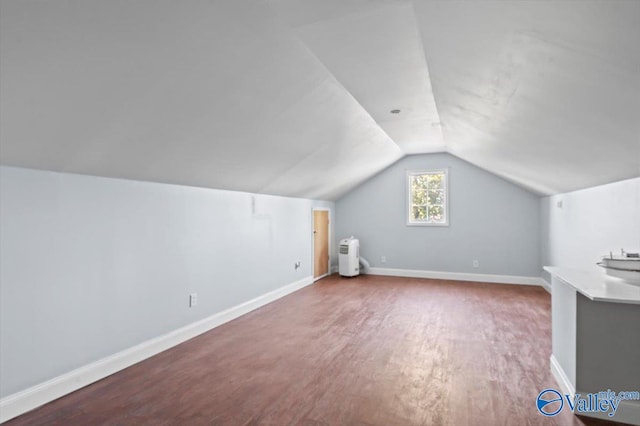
[339,237,360,277]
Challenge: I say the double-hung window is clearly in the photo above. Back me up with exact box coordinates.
[407,169,448,226]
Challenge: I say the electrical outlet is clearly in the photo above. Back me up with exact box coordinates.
[189,293,198,308]
[473,260,479,268]
[381,256,386,263]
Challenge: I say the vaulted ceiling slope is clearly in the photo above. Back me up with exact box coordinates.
[0,0,403,200]
[412,0,640,194]
[1,1,638,200]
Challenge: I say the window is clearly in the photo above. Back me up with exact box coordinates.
[407,169,448,226]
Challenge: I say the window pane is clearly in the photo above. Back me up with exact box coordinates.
[428,205,444,222]
[412,206,427,221]
[427,189,444,205]
[428,174,444,190]
[412,188,426,206]
[411,175,427,189]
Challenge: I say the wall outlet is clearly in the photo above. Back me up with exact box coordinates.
[381,256,386,263]
[295,261,301,270]
[473,260,479,268]
[189,293,198,308]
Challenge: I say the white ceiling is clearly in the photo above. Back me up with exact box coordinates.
[414,0,640,194]
[1,0,638,199]
[273,0,444,154]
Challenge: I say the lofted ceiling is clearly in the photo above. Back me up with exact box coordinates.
[1,0,638,200]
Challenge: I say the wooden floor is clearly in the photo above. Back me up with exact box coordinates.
[7,275,623,425]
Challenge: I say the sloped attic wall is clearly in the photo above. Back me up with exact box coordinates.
[413,0,640,194]
[0,0,402,201]
[2,0,638,200]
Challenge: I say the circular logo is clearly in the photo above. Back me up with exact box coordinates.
[537,389,564,416]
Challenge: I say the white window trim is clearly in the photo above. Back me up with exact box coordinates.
[406,168,449,227]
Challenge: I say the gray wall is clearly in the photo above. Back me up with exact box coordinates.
[576,293,640,393]
[335,153,541,277]
[541,177,640,281]
[0,166,334,397]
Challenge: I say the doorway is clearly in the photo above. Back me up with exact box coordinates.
[313,209,329,280]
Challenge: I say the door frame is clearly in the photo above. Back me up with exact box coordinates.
[312,207,331,282]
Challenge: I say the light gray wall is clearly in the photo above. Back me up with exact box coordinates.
[551,276,577,387]
[0,166,334,397]
[335,153,541,277]
[540,177,640,281]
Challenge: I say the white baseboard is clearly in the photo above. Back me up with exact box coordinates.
[549,354,639,425]
[550,354,575,398]
[368,267,544,287]
[0,275,314,423]
[540,278,552,294]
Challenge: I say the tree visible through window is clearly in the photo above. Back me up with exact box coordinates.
[407,169,448,226]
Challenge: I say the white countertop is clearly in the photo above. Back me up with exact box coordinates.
[544,266,640,305]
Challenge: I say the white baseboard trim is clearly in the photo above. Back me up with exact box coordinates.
[367,267,544,287]
[0,275,314,423]
[540,278,552,294]
[550,354,575,398]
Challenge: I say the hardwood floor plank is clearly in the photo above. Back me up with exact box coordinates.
[4,275,627,425]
